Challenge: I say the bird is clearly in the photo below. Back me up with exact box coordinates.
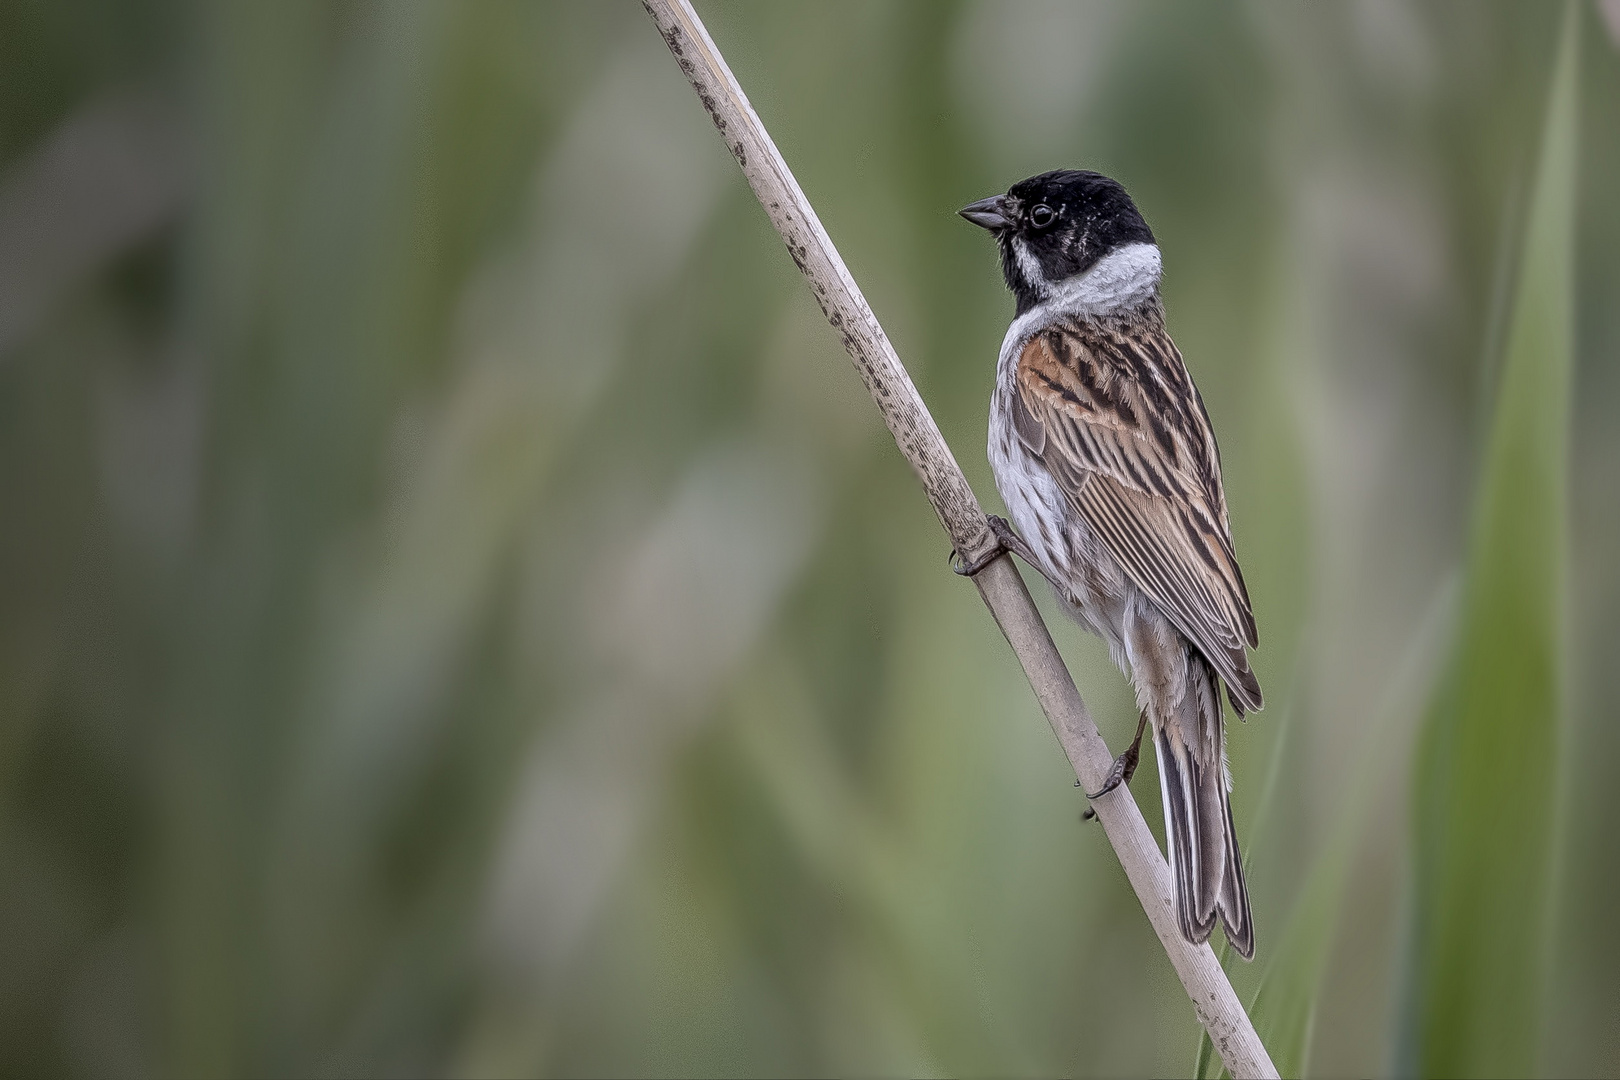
[957,169,1260,959]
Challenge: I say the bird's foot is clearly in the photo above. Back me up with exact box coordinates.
[949,538,1002,577]
[950,516,1043,577]
[1082,709,1149,821]
[987,515,1044,567]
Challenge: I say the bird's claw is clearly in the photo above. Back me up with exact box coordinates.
[951,515,1041,577]
[1082,709,1149,821]
[1081,756,1131,821]
[949,545,1001,576]
[949,522,1006,577]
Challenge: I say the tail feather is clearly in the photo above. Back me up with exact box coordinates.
[1218,793,1254,958]
[1153,659,1254,959]
[1155,726,1218,945]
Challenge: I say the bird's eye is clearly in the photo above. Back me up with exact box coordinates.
[1029,204,1056,229]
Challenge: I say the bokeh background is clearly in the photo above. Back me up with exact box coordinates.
[1,1,1617,1076]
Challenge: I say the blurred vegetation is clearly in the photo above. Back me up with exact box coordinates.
[1404,8,1577,1075]
[0,2,1618,1077]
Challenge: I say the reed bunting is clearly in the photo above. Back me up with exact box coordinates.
[958,170,1260,958]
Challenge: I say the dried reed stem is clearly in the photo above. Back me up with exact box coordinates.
[640,3,1278,1076]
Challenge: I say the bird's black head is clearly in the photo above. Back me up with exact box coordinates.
[960,169,1155,315]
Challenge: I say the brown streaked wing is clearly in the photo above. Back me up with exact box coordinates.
[1014,324,1262,712]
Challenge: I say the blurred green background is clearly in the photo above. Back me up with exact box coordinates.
[2,1,1618,1076]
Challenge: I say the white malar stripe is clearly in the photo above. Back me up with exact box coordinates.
[1012,236,1045,296]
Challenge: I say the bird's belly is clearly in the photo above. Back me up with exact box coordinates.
[989,398,1131,662]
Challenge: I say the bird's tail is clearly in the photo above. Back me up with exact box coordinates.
[1154,654,1253,959]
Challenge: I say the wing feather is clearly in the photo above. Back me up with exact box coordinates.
[1016,323,1262,712]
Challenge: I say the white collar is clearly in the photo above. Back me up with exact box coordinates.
[1002,242,1162,362]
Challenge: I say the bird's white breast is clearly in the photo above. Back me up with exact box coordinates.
[988,242,1162,652]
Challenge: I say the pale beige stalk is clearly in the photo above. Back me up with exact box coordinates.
[639,3,1278,1076]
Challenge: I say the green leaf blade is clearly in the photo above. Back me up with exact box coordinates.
[1404,5,1578,1076]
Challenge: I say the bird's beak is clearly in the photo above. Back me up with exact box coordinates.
[959,194,1011,231]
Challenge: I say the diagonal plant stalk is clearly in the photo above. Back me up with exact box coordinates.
[640,2,1278,1076]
